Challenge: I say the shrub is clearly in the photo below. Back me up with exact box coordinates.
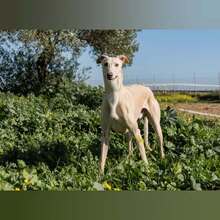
[156,93,197,103]
[0,82,220,191]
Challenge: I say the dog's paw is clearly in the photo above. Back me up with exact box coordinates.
[161,153,165,159]
[111,112,119,120]
[146,144,153,152]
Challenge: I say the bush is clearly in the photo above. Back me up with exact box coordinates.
[0,81,220,191]
[156,93,197,103]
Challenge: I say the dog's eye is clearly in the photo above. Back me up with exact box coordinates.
[104,63,108,67]
[115,63,119,67]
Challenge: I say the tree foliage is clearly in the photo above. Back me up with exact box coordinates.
[78,30,139,63]
[0,31,40,93]
[18,30,85,82]
[0,29,139,94]
[0,30,85,93]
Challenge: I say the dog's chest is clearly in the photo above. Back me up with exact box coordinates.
[107,93,119,106]
[105,92,132,133]
[109,101,127,133]
[107,94,122,117]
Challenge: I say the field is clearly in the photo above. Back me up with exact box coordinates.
[0,82,220,191]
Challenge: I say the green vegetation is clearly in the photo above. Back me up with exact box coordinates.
[156,92,197,103]
[155,91,220,104]
[1,30,219,191]
[197,92,220,103]
[0,80,220,191]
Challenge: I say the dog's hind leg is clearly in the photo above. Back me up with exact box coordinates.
[126,118,148,164]
[133,127,148,164]
[144,116,152,151]
[146,98,165,159]
[125,131,133,156]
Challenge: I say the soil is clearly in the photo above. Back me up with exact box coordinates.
[162,103,220,116]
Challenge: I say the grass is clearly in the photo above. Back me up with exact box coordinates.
[0,82,220,191]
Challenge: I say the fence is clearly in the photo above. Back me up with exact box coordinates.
[88,72,220,93]
[124,72,220,93]
[144,83,220,92]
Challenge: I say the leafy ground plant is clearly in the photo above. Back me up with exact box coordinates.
[156,92,197,103]
[0,81,220,191]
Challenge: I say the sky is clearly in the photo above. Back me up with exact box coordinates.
[78,30,220,86]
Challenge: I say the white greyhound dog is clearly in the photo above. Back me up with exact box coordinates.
[97,54,164,174]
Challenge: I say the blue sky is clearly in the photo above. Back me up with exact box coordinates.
[79,30,220,85]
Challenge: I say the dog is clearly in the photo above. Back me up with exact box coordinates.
[97,54,164,175]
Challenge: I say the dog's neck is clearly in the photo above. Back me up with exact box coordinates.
[103,71,123,120]
[103,72,124,94]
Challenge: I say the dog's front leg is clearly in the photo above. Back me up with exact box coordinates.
[99,126,110,175]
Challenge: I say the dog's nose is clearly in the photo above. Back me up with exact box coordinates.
[107,73,113,78]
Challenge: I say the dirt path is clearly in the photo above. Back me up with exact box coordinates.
[178,108,220,118]
[162,103,220,118]
[175,103,220,115]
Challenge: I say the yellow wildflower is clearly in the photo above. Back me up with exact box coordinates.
[24,179,31,185]
[102,181,112,190]
[113,188,121,191]
[15,187,20,191]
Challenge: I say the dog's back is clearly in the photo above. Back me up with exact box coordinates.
[125,84,154,101]
[120,84,156,118]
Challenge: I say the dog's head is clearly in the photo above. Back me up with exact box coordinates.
[97,54,129,82]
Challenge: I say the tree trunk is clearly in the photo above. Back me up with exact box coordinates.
[36,43,54,84]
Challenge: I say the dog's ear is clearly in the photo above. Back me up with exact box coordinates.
[96,54,108,64]
[118,55,129,64]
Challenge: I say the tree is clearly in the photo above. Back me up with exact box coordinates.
[0,30,85,93]
[0,30,140,94]
[78,30,139,64]
[0,31,40,93]
[17,30,85,83]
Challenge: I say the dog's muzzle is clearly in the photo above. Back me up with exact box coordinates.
[107,74,118,80]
